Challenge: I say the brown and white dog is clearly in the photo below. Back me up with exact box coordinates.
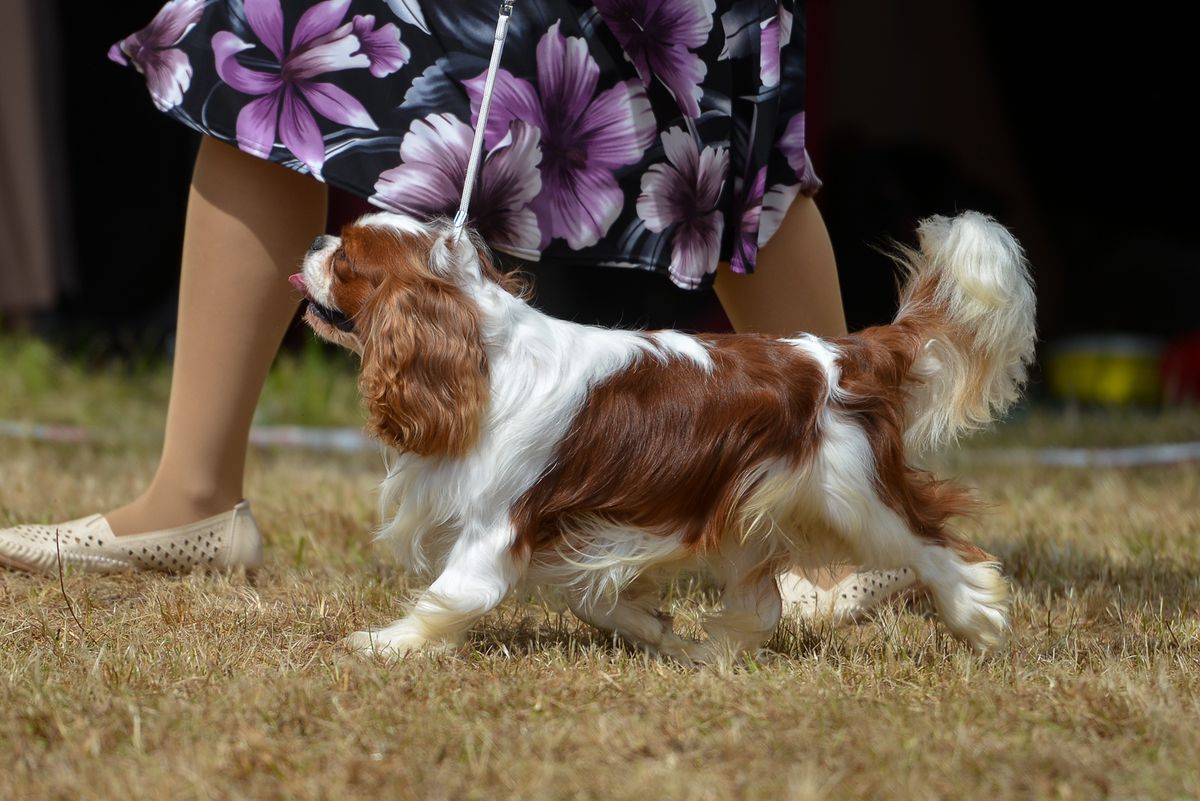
[290,211,1035,661]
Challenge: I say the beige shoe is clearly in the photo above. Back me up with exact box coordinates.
[779,568,917,624]
[0,501,263,575]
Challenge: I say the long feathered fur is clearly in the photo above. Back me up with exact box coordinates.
[293,211,1037,661]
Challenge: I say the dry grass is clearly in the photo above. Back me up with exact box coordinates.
[2,339,1198,799]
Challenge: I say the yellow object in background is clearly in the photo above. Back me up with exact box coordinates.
[1047,336,1164,406]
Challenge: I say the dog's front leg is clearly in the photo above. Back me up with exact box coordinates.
[346,527,527,659]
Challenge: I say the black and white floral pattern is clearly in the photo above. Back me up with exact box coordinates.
[112,0,820,288]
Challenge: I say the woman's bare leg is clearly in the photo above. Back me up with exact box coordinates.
[105,138,327,535]
[714,194,846,338]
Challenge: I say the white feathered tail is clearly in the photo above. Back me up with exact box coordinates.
[892,212,1037,451]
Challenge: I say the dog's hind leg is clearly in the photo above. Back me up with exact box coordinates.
[346,526,527,659]
[826,507,1008,652]
[812,417,1009,652]
[909,539,1009,653]
[567,575,704,663]
[825,499,1009,653]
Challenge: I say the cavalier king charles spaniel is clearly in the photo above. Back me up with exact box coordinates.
[289,211,1035,662]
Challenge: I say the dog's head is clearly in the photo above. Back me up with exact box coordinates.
[290,213,496,457]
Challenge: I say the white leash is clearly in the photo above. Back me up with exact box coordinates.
[451,0,517,241]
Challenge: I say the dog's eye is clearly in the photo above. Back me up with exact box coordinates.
[332,250,353,281]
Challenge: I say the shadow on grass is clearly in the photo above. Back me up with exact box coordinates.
[463,597,855,666]
[466,610,611,658]
[997,538,1199,617]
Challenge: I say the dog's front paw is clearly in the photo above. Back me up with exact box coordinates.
[343,628,431,660]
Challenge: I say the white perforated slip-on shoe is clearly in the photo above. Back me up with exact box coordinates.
[779,567,917,624]
[0,501,263,575]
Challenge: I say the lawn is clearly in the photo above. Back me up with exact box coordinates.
[1,336,1198,800]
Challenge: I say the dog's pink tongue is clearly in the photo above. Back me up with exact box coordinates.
[288,273,307,292]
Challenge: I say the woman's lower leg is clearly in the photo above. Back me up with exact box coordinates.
[106,138,327,535]
[713,194,847,338]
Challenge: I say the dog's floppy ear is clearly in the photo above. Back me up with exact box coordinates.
[358,275,489,457]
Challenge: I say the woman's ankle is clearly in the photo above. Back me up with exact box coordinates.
[105,489,242,536]
[787,565,854,592]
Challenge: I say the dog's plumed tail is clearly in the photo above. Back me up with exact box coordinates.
[891,212,1036,452]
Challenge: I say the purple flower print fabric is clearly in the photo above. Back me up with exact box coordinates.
[111,0,820,289]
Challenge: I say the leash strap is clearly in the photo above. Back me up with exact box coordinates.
[451,0,517,240]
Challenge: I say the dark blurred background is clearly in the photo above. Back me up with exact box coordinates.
[2,1,1197,375]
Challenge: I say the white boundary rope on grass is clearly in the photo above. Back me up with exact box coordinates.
[3,419,1199,466]
[958,440,1200,468]
[0,419,374,454]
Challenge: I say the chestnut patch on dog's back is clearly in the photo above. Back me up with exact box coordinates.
[511,335,828,556]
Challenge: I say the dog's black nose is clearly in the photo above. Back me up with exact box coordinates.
[309,235,328,253]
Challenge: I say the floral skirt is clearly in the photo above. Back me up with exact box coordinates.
[111,0,820,289]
